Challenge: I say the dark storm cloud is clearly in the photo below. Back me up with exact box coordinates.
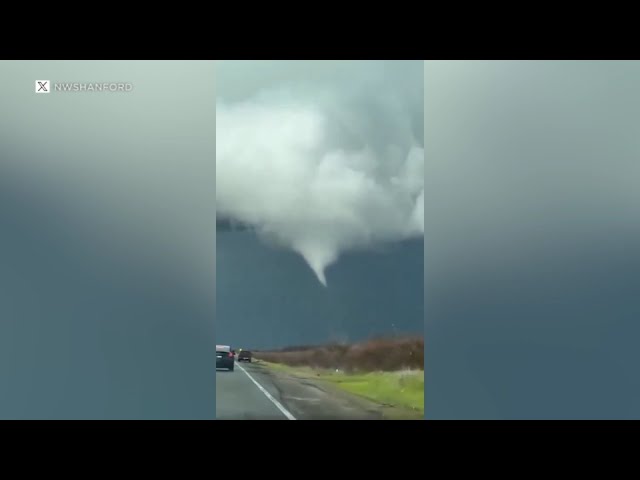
[425,60,640,419]
[216,217,251,232]
[216,61,424,286]
[215,61,424,351]
[216,231,423,350]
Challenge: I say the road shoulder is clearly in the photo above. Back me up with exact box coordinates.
[249,360,424,420]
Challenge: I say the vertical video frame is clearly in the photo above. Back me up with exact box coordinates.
[216,60,424,420]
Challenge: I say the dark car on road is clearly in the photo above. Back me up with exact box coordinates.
[238,350,252,363]
[216,345,234,371]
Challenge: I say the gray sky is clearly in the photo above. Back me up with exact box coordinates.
[0,61,216,419]
[425,60,640,419]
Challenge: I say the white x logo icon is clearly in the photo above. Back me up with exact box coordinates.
[35,80,50,93]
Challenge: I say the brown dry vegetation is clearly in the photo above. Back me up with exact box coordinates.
[253,336,423,373]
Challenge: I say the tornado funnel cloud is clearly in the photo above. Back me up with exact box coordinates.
[216,63,424,286]
[293,241,340,287]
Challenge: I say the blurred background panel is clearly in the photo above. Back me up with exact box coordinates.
[0,61,216,419]
[425,60,640,419]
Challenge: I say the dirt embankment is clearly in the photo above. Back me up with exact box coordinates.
[253,336,423,373]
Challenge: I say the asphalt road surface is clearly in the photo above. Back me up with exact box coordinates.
[216,361,385,420]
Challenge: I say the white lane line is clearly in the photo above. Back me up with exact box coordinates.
[236,363,296,420]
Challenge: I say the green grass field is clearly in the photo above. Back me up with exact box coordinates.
[260,360,424,419]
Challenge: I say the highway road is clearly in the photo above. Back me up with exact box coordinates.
[215,361,384,420]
